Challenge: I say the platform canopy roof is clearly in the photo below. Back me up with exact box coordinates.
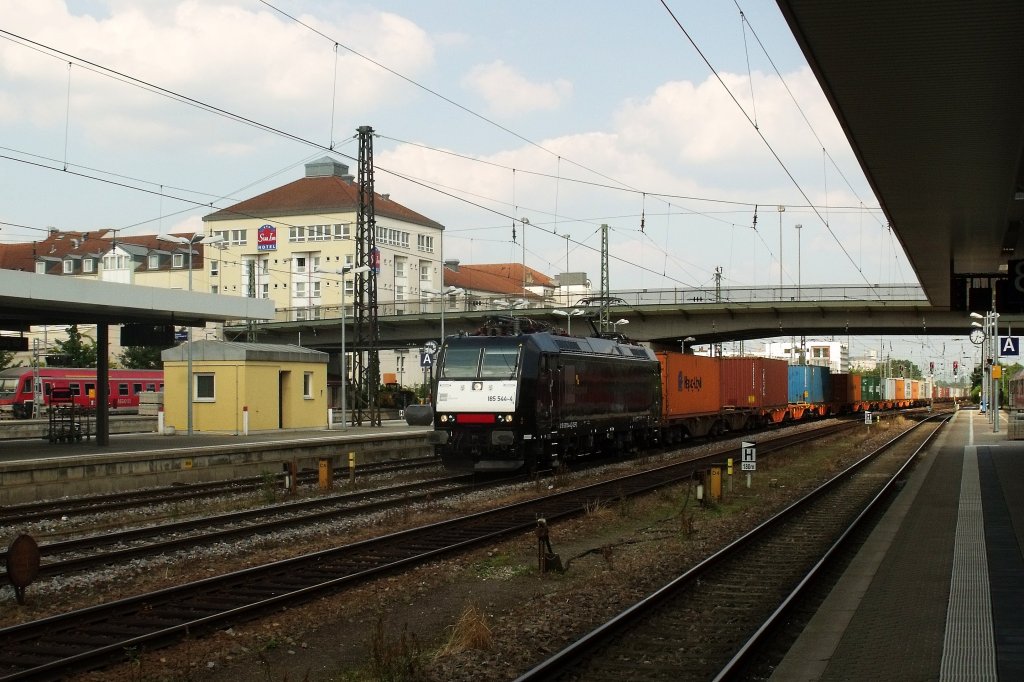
[778,0,1024,309]
[0,269,274,331]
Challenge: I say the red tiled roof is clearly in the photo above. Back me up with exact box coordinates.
[202,175,444,230]
[444,263,556,298]
[0,230,210,275]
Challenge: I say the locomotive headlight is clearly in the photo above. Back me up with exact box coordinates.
[440,414,449,423]
[505,414,515,423]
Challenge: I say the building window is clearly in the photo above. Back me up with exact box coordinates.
[35,261,46,274]
[395,258,406,278]
[211,285,218,294]
[420,263,430,282]
[148,254,160,269]
[334,223,352,240]
[303,372,313,399]
[289,226,305,243]
[194,373,215,401]
[312,281,321,298]
[210,260,219,276]
[82,259,94,273]
[295,281,306,297]
[417,234,434,253]
[308,225,329,241]
[215,229,247,246]
[295,256,307,274]
[376,226,410,248]
[172,253,184,268]
[396,285,405,301]
[62,259,74,274]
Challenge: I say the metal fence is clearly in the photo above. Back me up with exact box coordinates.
[264,283,927,324]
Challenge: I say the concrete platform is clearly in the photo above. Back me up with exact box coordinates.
[0,421,432,504]
[771,408,1024,681]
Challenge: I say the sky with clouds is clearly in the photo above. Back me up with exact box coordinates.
[0,1,968,376]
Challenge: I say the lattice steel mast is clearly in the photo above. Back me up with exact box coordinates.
[599,223,610,334]
[353,125,381,426]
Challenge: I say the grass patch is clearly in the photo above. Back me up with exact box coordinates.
[436,602,493,658]
[473,552,531,580]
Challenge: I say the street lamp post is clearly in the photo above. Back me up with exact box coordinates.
[331,265,371,430]
[157,233,223,436]
[795,224,802,295]
[552,308,583,335]
[971,310,1001,430]
[777,205,785,296]
[563,234,572,306]
[612,318,629,333]
[796,223,803,362]
[424,286,464,342]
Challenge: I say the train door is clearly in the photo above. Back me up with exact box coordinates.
[85,383,96,408]
[115,383,129,407]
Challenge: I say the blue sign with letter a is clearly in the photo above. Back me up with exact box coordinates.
[1000,336,1020,356]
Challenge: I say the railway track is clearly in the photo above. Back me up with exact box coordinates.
[0,472,480,583]
[0,455,440,525]
[0,421,866,681]
[0,420,859,583]
[513,414,946,681]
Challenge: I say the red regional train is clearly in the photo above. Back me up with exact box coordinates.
[0,367,163,418]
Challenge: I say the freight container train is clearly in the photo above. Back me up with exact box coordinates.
[429,320,938,472]
[0,367,163,418]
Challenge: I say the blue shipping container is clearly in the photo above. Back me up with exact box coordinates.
[788,365,831,403]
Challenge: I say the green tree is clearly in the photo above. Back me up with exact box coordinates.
[49,325,98,367]
[117,345,167,369]
[0,350,17,371]
[970,364,984,402]
[852,357,922,380]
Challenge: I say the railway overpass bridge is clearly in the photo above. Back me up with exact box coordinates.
[234,284,973,353]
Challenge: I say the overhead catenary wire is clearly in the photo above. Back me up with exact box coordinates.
[660,0,881,297]
[1,13,895,294]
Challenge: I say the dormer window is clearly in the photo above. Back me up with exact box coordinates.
[82,258,94,273]
[35,261,46,274]
[172,253,184,268]
[62,259,74,274]
[148,254,160,269]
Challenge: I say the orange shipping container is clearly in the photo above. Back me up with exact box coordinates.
[911,379,920,400]
[850,374,863,402]
[719,357,788,409]
[657,352,722,418]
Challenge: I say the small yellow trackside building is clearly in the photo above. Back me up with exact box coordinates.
[161,341,328,433]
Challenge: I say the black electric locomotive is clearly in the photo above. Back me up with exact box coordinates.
[428,323,662,472]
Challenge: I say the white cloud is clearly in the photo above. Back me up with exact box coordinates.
[462,60,572,117]
[0,1,435,151]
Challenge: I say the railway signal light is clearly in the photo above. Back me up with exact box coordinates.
[953,360,959,374]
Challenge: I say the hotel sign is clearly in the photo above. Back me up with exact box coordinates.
[257,224,277,251]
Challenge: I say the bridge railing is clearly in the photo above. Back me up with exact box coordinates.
[260,284,927,324]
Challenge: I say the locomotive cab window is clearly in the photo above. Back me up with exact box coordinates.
[0,378,19,397]
[441,347,483,379]
[441,345,521,379]
[480,347,520,378]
